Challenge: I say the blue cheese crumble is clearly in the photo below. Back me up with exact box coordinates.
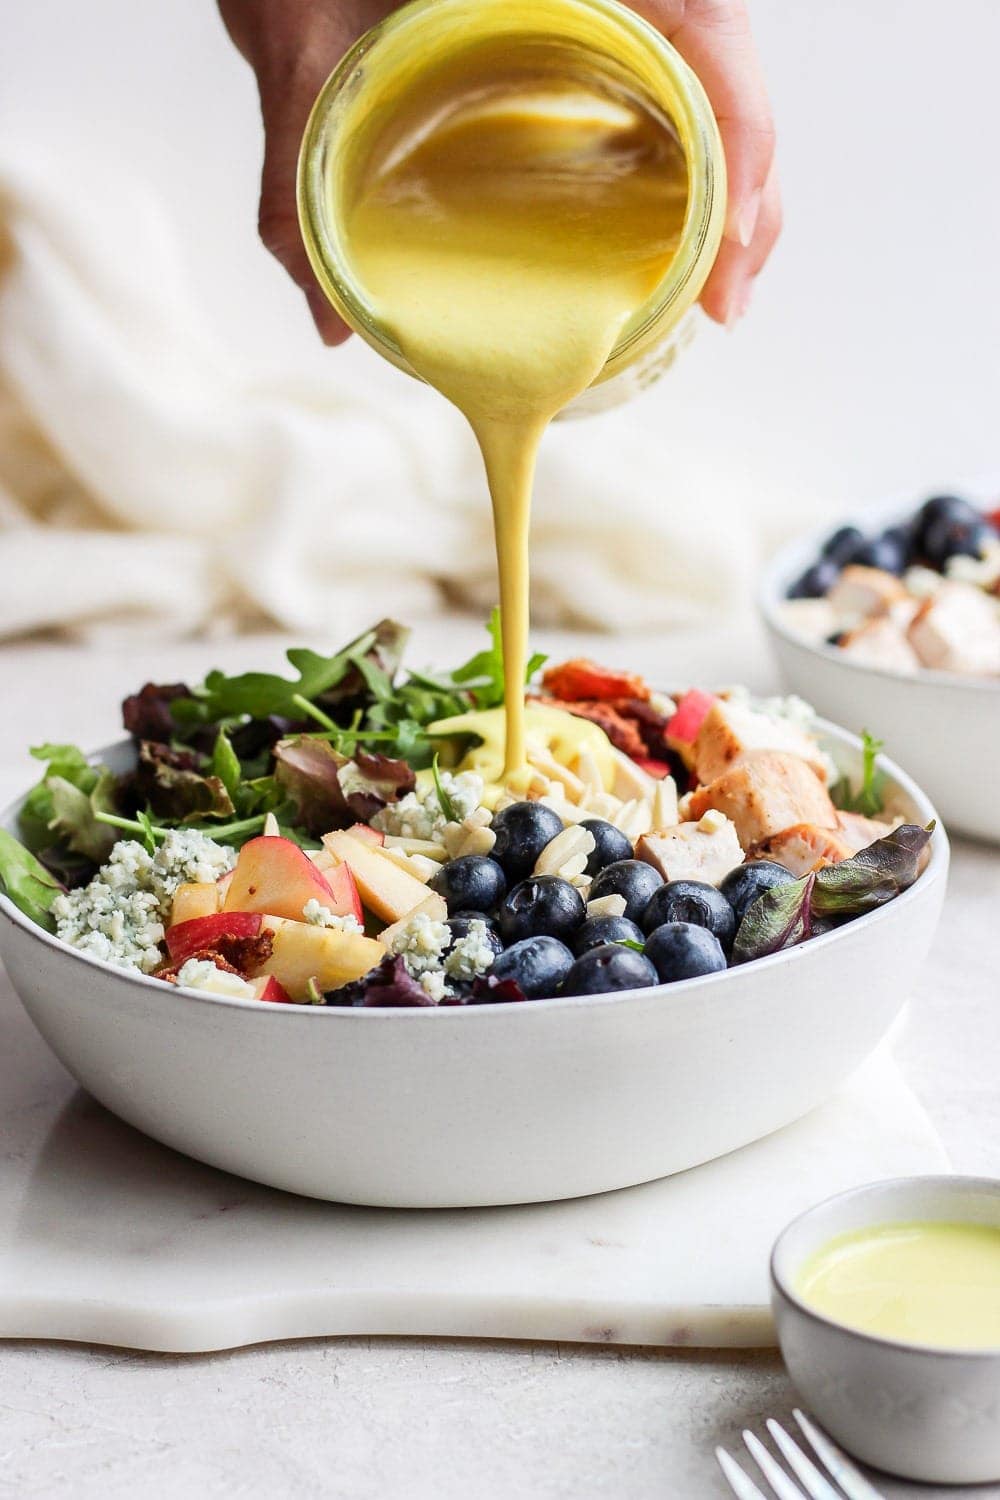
[302,898,363,934]
[52,830,236,974]
[175,958,256,998]
[386,910,496,1001]
[372,772,486,843]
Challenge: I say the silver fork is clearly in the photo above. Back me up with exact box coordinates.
[716,1409,886,1500]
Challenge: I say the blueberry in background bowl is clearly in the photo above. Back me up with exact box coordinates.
[588,859,664,925]
[641,879,736,953]
[580,818,633,876]
[490,802,563,884]
[561,944,659,996]
[787,559,840,600]
[644,922,727,982]
[430,855,507,916]
[491,936,574,999]
[571,913,645,957]
[821,525,865,566]
[720,861,796,927]
[497,875,586,945]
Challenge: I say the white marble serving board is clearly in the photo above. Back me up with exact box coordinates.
[0,981,948,1354]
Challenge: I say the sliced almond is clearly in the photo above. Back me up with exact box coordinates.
[652,777,679,831]
[528,747,586,801]
[533,824,597,879]
[586,893,628,919]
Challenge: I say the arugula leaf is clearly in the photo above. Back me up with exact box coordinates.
[211,730,242,801]
[0,829,62,930]
[431,754,457,821]
[449,607,547,710]
[830,730,887,817]
[616,937,647,953]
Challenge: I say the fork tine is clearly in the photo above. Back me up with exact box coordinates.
[766,1419,844,1500]
[716,1447,771,1499]
[793,1410,886,1500]
[743,1430,808,1499]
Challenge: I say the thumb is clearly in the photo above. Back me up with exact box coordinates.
[256,52,352,345]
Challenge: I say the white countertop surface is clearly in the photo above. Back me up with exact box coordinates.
[2,622,998,1499]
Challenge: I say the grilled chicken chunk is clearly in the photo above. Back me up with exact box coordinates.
[693,699,828,785]
[828,564,908,621]
[837,616,920,674]
[636,811,744,887]
[907,581,1000,676]
[687,750,838,849]
[748,812,892,876]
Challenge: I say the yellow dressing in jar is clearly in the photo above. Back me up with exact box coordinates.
[796,1221,1000,1350]
[298,0,725,783]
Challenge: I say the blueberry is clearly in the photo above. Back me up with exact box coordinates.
[498,875,586,945]
[430,855,507,916]
[923,515,992,569]
[445,915,504,960]
[915,494,979,544]
[571,914,645,957]
[644,922,728,982]
[641,879,736,954]
[580,818,634,876]
[848,534,907,575]
[720,860,797,927]
[490,801,564,884]
[451,909,499,932]
[787,559,840,600]
[588,859,664,925]
[821,525,864,565]
[491,935,574,999]
[560,944,659,996]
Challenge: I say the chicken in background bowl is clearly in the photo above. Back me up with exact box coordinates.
[760,488,1000,843]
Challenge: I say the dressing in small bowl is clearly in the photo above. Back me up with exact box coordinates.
[772,1176,1000,1483]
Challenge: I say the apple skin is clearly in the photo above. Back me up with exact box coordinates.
[347,823,385,847]
[222,836,338,922]
[250,974,292,1004]
[666,689,716,747]
[322,831,430,924]
[325,862,364,924]
[256,919,384,999]
[165,911,263,966]
[631,757,673,780]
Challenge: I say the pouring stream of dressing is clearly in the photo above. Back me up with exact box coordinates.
[341,42,688,779]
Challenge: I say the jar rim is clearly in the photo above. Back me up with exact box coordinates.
[297,0,725,384]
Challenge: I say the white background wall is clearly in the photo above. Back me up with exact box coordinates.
[2,0,999,541]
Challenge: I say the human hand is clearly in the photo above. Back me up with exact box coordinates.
[219,0,778,342]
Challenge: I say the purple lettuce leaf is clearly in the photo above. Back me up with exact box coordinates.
[274,738,415,835]
[732,872,816,964]
[811,823,933,916]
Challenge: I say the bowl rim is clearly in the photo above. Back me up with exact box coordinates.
[758,493,1000,696]
[770,1174,1000,1361]
[0,719,948,1019]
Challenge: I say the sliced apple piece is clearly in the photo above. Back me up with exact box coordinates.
[255,919,383,1000]
[378,891,448,951]
[216,870,234,905]
[171,881,220,927]
[223,836,337,921]
[322,830,431,924]
[348,823,385,847]
[165,911,263,966]
[325,862,364,924]
[249,974,292,1004]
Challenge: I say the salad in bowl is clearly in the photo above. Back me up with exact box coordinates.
[0,618,946,1205]
[1,616,935,1011]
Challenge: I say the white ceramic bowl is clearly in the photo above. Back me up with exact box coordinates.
[0,729,948,1208]
[772,1176,1000,1484]
[760,507,1000,844]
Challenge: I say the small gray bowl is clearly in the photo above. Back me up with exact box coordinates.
[772,1176,1000,1483]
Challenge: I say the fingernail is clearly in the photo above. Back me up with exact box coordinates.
[736,189,762,248]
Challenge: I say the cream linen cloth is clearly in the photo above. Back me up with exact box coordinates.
[0,157,757,642]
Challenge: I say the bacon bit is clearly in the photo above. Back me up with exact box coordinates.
[533,696,648,759]
[156,929,274,983]
[542,659,651,704]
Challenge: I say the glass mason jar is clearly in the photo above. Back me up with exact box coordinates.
[297,0,726,415]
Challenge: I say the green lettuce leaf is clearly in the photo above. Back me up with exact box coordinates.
[0,830,62,930]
